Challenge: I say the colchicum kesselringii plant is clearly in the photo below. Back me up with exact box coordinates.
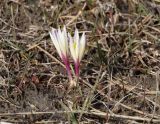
[68,29,86,78]
[49,26,86,87]
[49,26,72,81]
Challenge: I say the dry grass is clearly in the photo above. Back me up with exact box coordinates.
[0,0,160,123]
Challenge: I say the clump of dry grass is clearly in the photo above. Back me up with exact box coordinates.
[0,0,160,123]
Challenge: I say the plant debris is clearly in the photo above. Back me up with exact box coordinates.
[0,0,160,123]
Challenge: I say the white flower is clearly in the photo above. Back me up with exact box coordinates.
[49,26,72,80]
[68,28,86,76]
[49,26,86,85]
[49,26,68,59]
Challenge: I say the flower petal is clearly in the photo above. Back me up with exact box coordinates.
[79,32,86,61]
[49,28,62,58]
[57,28,66,56]
[74,29,80,60]
[74,28,79,44]
[68,33,76,61]
[62,26,68,55]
